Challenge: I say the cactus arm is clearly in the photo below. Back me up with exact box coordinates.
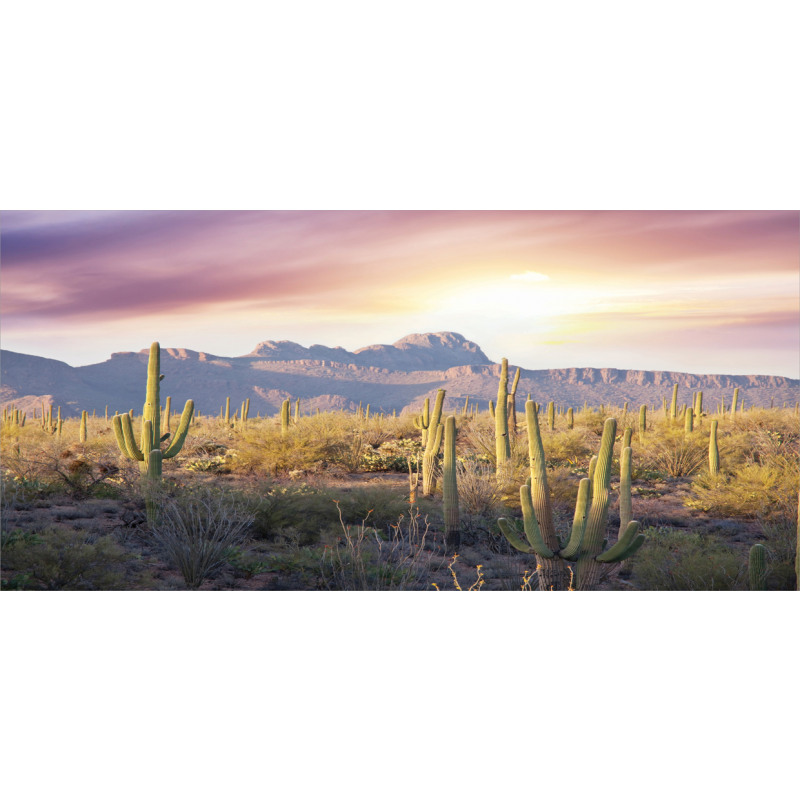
[524,400,558,549]
[598,532,646,563]
[560,478,591,560]
[580,418,617,556]
[163,400,194,458]
[519,482,555,558]
[113,414,134,459]
[120,413,145,461]
[497,518,536,554]
[597,521,641,563]
[619,446,632,535]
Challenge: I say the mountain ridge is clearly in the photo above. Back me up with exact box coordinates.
[2,332,798,417]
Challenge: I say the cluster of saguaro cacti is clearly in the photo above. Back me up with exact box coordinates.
[112,342,195,483]
[497,403,645,591]
[419,389,445,496]
[2,405,27,427]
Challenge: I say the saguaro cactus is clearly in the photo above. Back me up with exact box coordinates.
[709,420,720,475]
[566,407,574,429]
[421,389,446,496]
[495,359,511,470]
[79,410,88,443]
[670,383,679,420]
[413,397,432,447]
[731,388,740,417]
[280,399,291,434]
[112,342,194,480]
[507,367,521,431]
[749,543,767,591]
[684,407,694,433]
[547,401,555,432]
[498,412,645,591]
[442,415,460,550]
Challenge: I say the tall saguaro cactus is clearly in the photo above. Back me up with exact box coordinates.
[442,415,460,550]
[498,412,645,591]
[507,367,521,431]
[749,543,767,591]
[112,342,194,481]
[421,389,446,496]
[709,420,720,475]
[495,359,511,471]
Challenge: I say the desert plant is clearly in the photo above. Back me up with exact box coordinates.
[112,342,194,480]
[497,405,644,591]
[628,527,746,591]
[495,359,511,472]
[0,527,129,590]
[150,487,255,589]
[749,543,767,590]
[320,505,440,590]
[442,415,460,550]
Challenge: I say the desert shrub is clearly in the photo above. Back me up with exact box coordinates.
[0,527,130,590]
[639,428,709,477]
[456,461,504,517]
[331,485,413,532]
[320,506,441,590]
[686,460,800,519]
[361,437,422,472]
[542,429,595,466]
[628,527,746,591]
[241,483,338,545]
[150,487,255,589]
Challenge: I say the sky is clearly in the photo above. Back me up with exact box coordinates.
[1,209,798,377]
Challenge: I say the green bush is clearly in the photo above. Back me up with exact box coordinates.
[628,527,746,591]
[1,527,130,590]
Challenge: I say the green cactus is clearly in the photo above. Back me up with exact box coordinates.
[442,415,460,550]
[413,397,432,447]
[731,388,739,417]
[495,358,511,471]
[280,399,291,434]
[639,404,647,437]
[420,389,446,496]
[622,427,632,450]
[694,390,703,418]
[507,367,521,432]
[225,396,231,426]
[684,407,694,433]
[670,383,679,420]
[619,446,632,535]
[547,401,555,432]
[749,543,767,591]
[79,410,88,443]
[566,407,574,429]
[112,342,194,480]
[164,396,172,433]
[709,420,720,475]
[488,399,495,418]
[498,412,645,591]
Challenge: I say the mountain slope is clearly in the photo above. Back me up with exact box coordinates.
[1,334,797,417]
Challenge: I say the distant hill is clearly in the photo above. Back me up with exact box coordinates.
[1,332,798,417]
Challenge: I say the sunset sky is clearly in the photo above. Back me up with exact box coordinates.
[1,210,798,377]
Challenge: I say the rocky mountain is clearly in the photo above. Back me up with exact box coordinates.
[1,332,797,418]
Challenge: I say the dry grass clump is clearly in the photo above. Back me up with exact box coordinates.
[542,429,595,466]
[456,461,505,517]
[627,526,747,590]
[150,487,255,589]
[686,460,800,520]
[639,428,709,477]
[320,505,442,590]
